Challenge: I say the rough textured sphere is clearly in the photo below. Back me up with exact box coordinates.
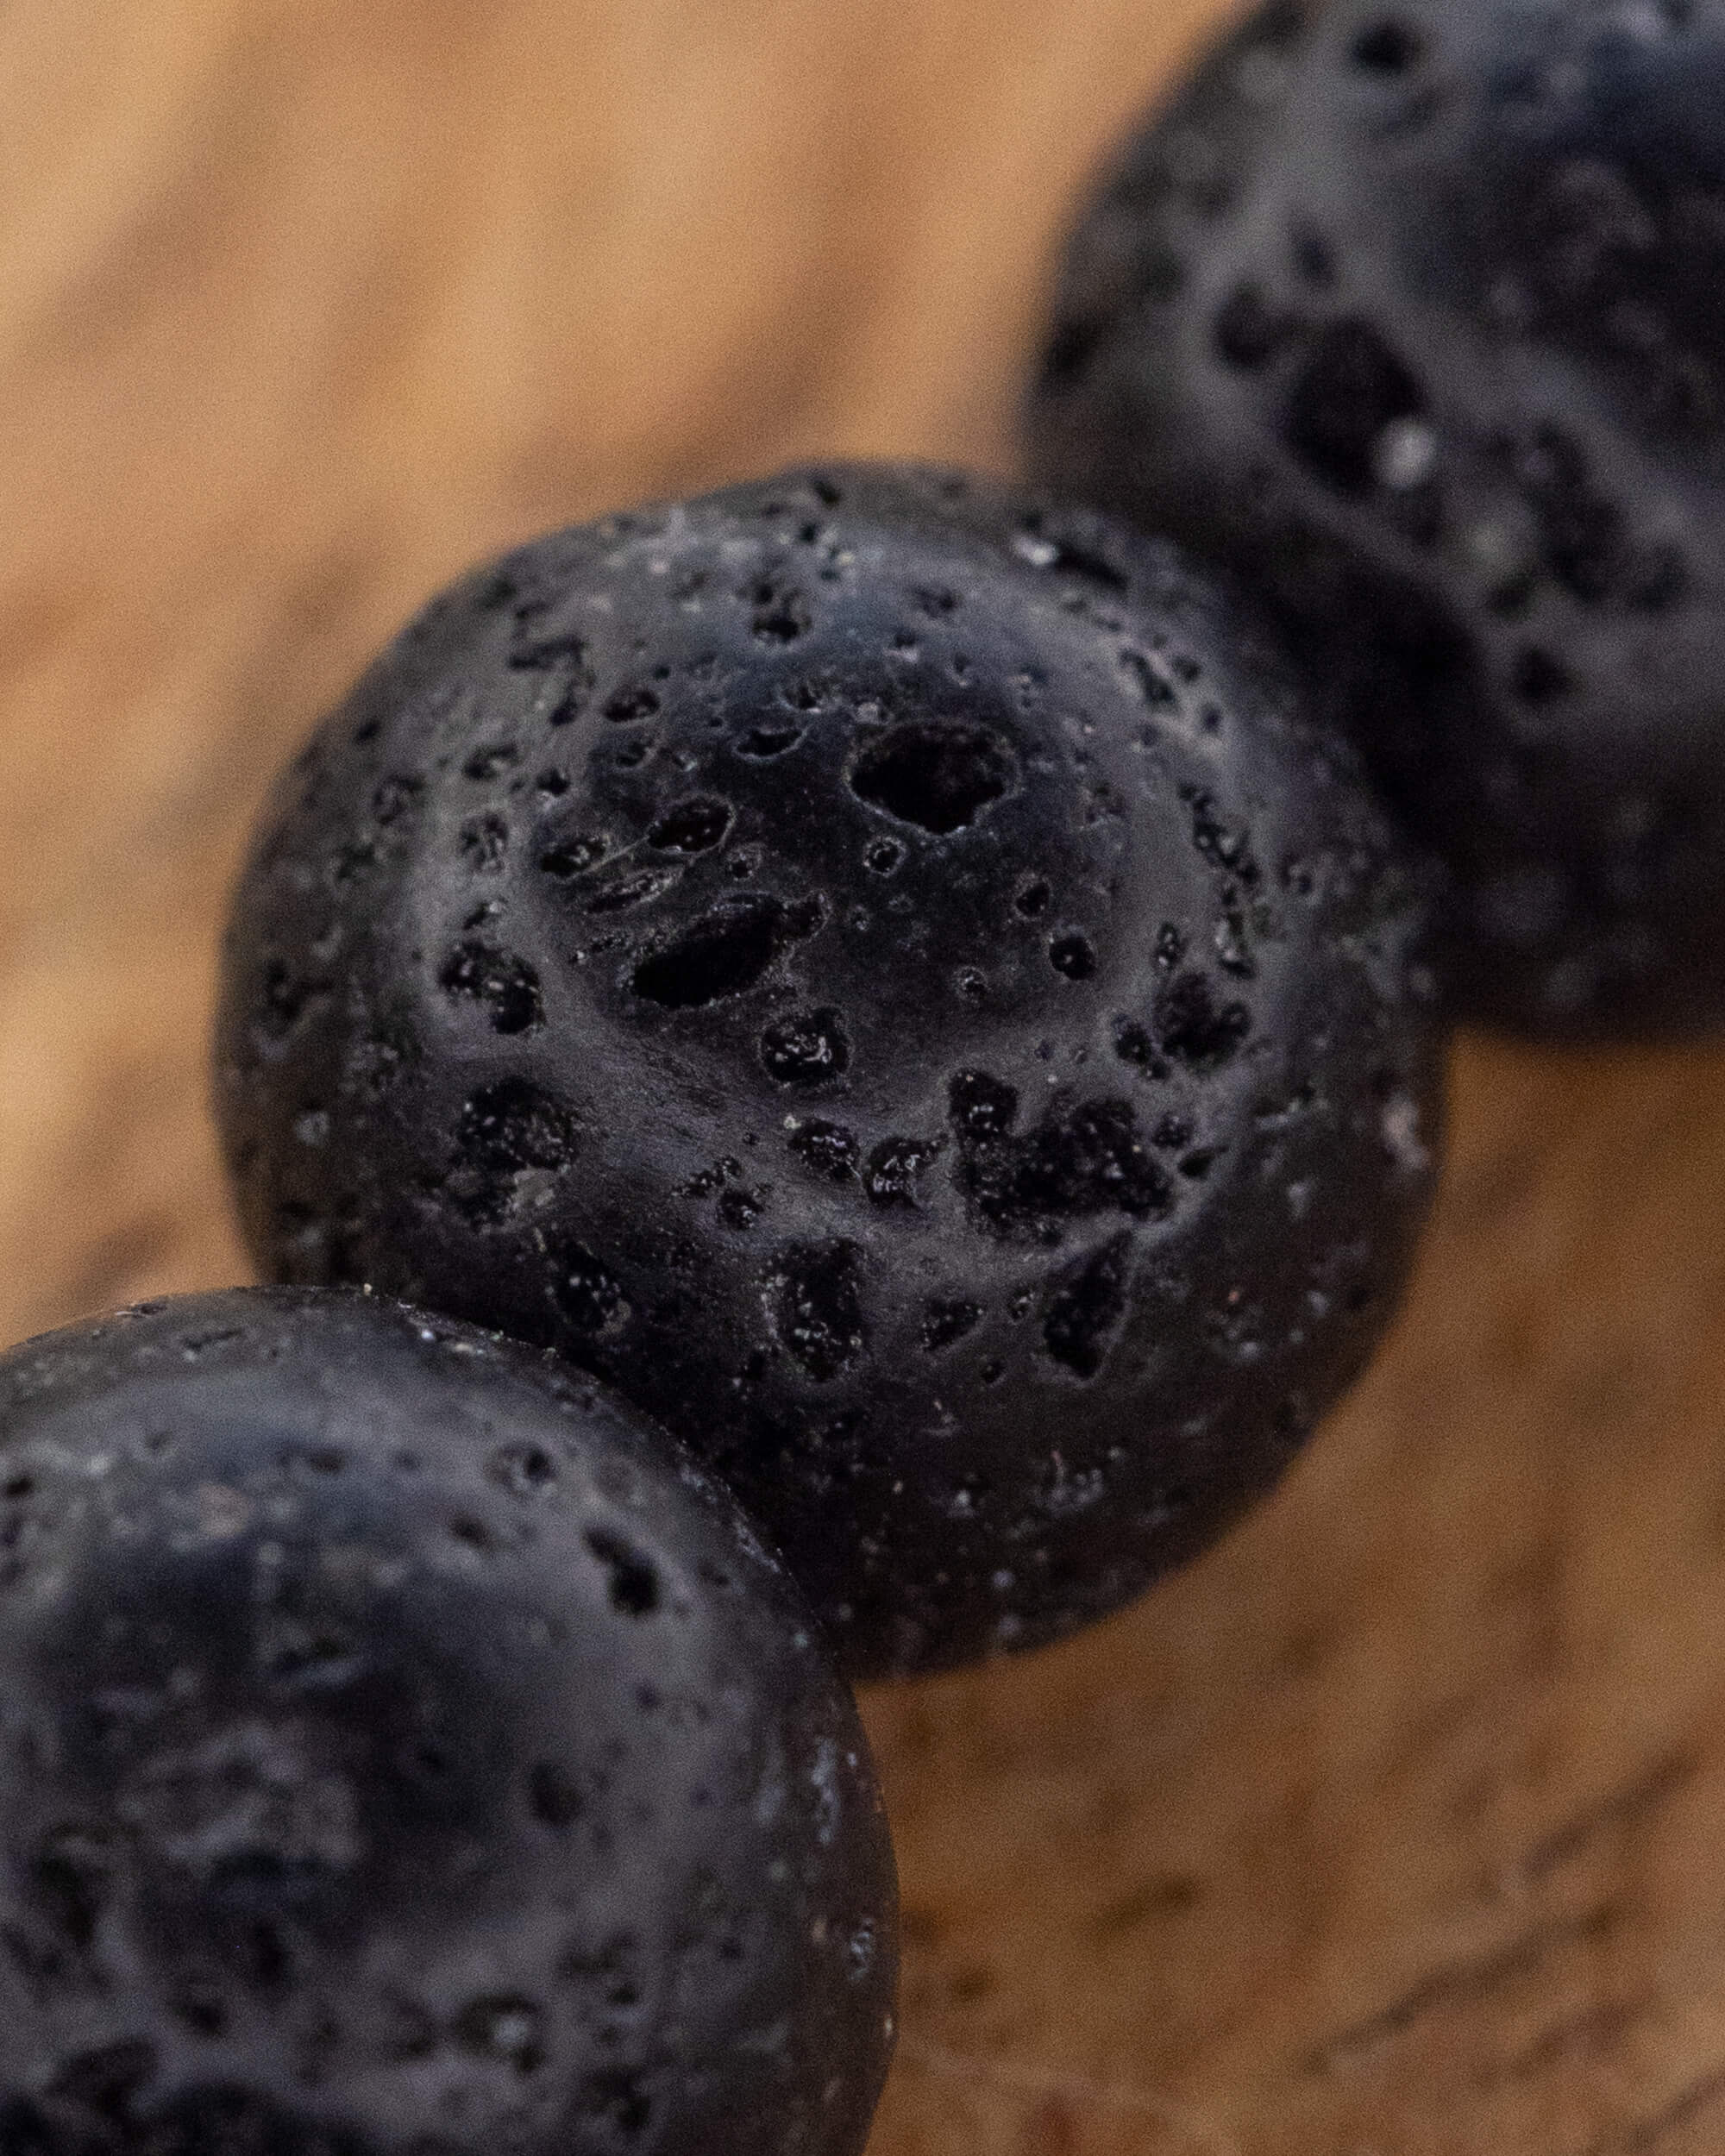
[215,463,1442,1678]
[1030,0,1725,1036]
[0,1288,896,2156]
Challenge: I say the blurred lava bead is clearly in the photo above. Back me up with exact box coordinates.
[0,1289,895,2156]
[1031,0,1725,1036]
[215,463,1441,1679]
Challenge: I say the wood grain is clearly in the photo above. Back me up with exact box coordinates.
[3,3,1725,2150]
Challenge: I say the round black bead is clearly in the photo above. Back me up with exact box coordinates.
[0,1288,895,2156]
[1030,0,1725,1036]
[215,463,1441,1677]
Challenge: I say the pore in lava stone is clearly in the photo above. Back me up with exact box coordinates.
[0,1289,895,2156]
[215,463,1442,1678]
[1031,0,1725,1036]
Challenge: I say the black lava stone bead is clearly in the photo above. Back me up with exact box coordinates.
[0,1288,895,2156]
[215,463,1441,1679]
[1030,0,1725,1036]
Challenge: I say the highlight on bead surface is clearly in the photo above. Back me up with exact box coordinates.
[216,461,1444,1680]
[0,1288,897,2156]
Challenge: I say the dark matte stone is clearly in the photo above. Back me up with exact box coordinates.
[214,463,1442,1677]
[1030,0,1725,1036]
[0,1288,895,2155]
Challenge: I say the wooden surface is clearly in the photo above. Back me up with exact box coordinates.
[6,3,1725,2150]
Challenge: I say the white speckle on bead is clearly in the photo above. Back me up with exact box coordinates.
[195,1482,252,1540]
[1372,415,1438,491]
[1382,1094,1431,1175]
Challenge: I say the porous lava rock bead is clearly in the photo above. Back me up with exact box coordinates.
[215,463,1441,1678]
[0,1288,895,2156]
[1031,0,1725,1035]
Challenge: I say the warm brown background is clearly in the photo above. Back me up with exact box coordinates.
[4,3,1725,2150]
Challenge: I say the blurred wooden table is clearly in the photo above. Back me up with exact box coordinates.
[6,3,1725,2150]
